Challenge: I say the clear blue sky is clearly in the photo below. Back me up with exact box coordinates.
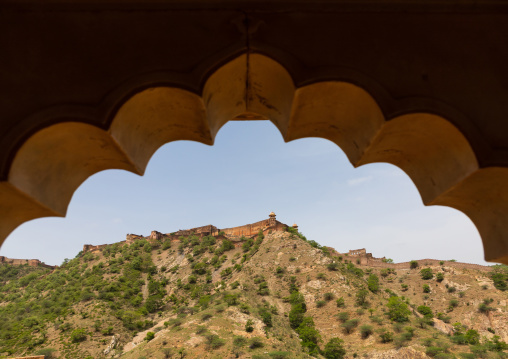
[0,121,489,266]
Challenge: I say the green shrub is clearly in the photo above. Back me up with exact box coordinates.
[327,262,339,271]
[417,305,433,318]
[341,319,359,334]
[336,297,345,307]
[423,284,431,293]
[249,337,264,349]
[449,299,459,309]
[201,313,213,321]
[386,296,411,322]
[410,260,419,269]
[206,334,225,349]
[70,328,87,343]
[478,302,494,313]
[323,337,346,359]
[425,346,446,357]
[379,329,394,343]
[337,312,350,322]
[268,352,291,359]
[245,319,254,332]
[355,289,369,306]
[259,307,273,327]
[316,300,326,308]
[145,332,155,341]
[324,292,334,301]
[233,335,247,347]
[34,348,57,359]
[102,326,114,335]
[360,325,373,338]
[420,268,434,280]
[457,354,475,359]
[367,274,380,293]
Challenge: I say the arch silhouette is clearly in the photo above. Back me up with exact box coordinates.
[1,54,506,264]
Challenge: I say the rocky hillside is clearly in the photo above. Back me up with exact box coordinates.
[0,229,507,359]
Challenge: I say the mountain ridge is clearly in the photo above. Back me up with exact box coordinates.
[0,225,507,359]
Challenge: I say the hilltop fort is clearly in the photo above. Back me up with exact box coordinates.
[83,212,293,253]
[81,212,492,273]
[0,256,55,269]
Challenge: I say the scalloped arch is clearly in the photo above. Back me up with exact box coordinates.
[1,53,507,264]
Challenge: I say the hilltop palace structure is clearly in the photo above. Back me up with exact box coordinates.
[81,212,492,272]
[1,212,489,272]
[0,256,55,269]
[83,212,294,253]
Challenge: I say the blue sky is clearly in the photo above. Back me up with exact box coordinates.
[0,121,489,266]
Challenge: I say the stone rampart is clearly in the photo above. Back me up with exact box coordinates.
[0,256,54,269]
[174,225,218,237]
[348,248,367,256]
[221,219,287,238]
[83,243,110,253]
[126,234,143,244]
[360,258,492,272]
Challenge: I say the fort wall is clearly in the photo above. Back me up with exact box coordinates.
[345,254,492,272]
[0,256,55,269]
[220,219,286,237]
[174,225,218,237]
[77,213,491,273]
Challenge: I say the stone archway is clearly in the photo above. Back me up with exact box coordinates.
[1,53,507,264]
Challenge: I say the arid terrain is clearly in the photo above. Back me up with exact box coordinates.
[0,227,507,359]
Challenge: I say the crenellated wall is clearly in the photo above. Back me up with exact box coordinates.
[174,225,218,237]
[344,253,493,272]
[0,256,55,269]
[220,219,287,237]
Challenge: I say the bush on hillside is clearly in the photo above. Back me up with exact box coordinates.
[323,337,346,359]
[386,296,411,322]
[70,328,87,343]
[420,268,434,280]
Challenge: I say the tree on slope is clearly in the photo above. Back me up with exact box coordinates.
[386,296,411,322]
[323,337,346,359]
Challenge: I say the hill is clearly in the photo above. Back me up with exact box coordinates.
[0,226,507,359]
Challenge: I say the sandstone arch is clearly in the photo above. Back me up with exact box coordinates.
[1,53,507,264]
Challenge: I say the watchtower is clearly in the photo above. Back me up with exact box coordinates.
[268,212,276,227]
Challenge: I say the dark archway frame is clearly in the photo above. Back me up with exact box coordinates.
[1,2,508,264]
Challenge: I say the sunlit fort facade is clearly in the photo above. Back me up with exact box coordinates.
[1,0,508,265]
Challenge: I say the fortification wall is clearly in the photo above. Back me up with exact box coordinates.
[221,219,287,237]
[174,225,218,237]
[83,243,110,253]
[360,258,492,272]
[0,256,54,269]
[221,219,268,237]
[126,234,143,244]
[348,248,367,256]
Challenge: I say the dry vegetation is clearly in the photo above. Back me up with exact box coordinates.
[0,228,507,359]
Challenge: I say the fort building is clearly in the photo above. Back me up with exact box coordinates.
[82,212,291,253]
[0,256,55,269]
[79,214,493,273]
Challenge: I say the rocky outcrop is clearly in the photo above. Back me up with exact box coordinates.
[432,318,454,335]
[103,335,118,355]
